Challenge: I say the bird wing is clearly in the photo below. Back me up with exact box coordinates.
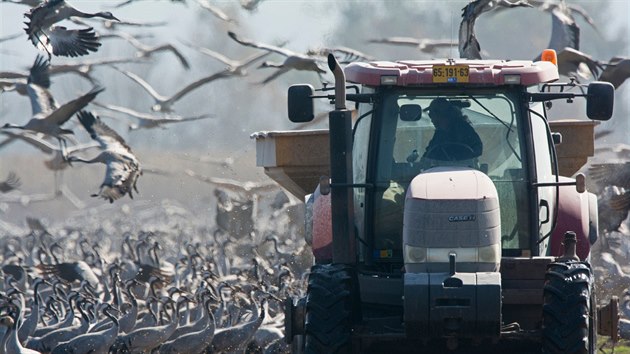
[228,31,294,57]
[145,44,190,70]
[368,36,424,46]
[92,101,162,120]
[459,0,532,60]
[599,57,630,89]
[556,47,602,79]
[0,130,57,154]
[309,46,374,63]
[42,86,104,127]
[117,68,166,101]
[28,54,51,88]
[0,172,21,193]
[143,113,215,125]
[196,0,235,23]
[180,39,237,67]
[27,84,57,116]
[76,110,133,153]
[259,67,291,85]
[167,70,235,104]
[47,26,102,58]
[458,1,483,59]
[589,162,630,188]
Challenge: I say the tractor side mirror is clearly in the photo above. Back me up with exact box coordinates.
[288,84,315,123]
[399,104,422,121]
[586,81,614,121]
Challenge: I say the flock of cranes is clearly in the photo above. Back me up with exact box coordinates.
[1,0,630,352]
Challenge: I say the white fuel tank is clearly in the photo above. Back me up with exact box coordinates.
[403,166,501,273]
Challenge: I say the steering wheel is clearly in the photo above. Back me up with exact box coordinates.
[424,142,475,161]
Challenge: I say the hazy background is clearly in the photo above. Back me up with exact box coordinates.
[0,0,629,228]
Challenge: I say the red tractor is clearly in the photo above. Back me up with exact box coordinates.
[254,51,618,353]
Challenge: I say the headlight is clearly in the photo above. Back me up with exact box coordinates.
[404,244,427,263]
[404,243,500,264]
[478,243,501,263]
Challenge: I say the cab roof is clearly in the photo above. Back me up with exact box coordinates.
[344,59,559,87]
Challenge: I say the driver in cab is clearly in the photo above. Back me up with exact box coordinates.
[421,97,482,164]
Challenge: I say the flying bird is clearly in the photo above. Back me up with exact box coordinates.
[103,31,190,70]
[554,47,603,80]
[67,110,142,203]
[180,39,276,74]
[92,101,214,131]
[2,86,104,144]
[459,0,532,59]
[2,54,56,116]
[24,0,120,58]
[113,66,239,113]
[227,30,328,84]
[368,36,453,54]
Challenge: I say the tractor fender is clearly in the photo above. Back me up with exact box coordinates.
[549,176,591,259]
[311,185,333,263]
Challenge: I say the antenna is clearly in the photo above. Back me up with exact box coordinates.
[450,10,455,59]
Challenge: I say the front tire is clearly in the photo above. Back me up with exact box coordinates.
[542,261,595,354]
[302,263,357,354]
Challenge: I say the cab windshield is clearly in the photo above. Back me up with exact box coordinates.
[370,90,530,263]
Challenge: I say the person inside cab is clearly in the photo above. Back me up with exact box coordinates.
[421,97,483,165]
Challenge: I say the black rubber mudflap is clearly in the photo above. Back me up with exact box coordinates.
[303,263,355,354]
[542,261,594,354]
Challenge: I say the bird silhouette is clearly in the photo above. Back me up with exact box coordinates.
[113,66,238,113]
[1,313,42,354]
[227,30,328,84]
[180,38,276,74]
[589,163,630,214]
[459,0,532,59]
[49,304,119,354]
[368,36,454,54]
[553,47,603,80]
[0,172,21,193]
[2,86,104,145]
[67,110,142,203]
[103,30,190,70]
[598,56,630,89]
[92,101,214,131]
[2,54,56,118]
[24,0,119,58]
[195,0,236,23]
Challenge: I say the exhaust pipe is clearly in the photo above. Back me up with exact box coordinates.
[327,53,355,265]
[328,54,346,110]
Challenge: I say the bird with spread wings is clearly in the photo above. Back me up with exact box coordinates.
[67,110,142,203]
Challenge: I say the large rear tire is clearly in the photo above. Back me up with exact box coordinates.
[302,263,357,354]
[542,261,595,354]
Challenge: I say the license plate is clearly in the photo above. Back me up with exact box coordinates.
[432,65,469,83]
